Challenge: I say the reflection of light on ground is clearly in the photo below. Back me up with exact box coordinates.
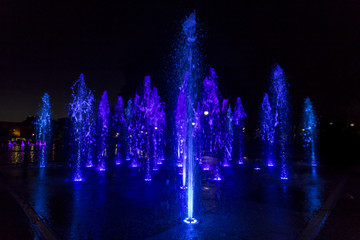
[304,167,322,216]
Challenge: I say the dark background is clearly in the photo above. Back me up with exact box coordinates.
[0,0,359,125]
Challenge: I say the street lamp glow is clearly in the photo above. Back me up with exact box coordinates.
[204,110,209,115]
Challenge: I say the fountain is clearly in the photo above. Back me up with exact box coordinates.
[128,94,141,168]
[302,97,318,167]
[181,11,198,224]
[125,98,133,161]
[222,105,233,167]
[69,73,95,181]
[112,96,126,165]
[260,93,275,167]
[35,93,52,168]
[97,91,110,171]
[201,68,220,170]
[233,97,246,164]
[270,64,290,180]
[151,87,166,168]
[176,77,188,186]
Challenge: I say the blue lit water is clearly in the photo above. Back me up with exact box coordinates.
[0,143,343,240]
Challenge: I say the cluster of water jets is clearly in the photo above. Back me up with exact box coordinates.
[31,11,319,224]
[66,74,166,182]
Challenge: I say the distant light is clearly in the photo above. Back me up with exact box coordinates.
[254,167,261,171]
[302,129,305,131]
[350,123,355,127]
[204,110,209,116]
[242,127,245,131]
[213,176,223,181]
[192,122,195,126]
[329,122,333,125]
[154,127,158,130]
[32,133,35,136]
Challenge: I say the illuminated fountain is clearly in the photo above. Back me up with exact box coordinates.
[222,104,233,167]
[233,97,246,164]
[97,91,110,171]
[180,11,198,224]
[69,73,95,181]
[150,87,166,169]
[124,76,165,180]
[35,93,52,168]
[141,76,153,181]
[201,68,220,172]
[125,98,133,161]
[112,96,126,165]
[213,98,228,181]
[270,64,290,180]
[260,93,275,167]
[302,97,318,167]
[128,94,142,168]
[175,78,188,187]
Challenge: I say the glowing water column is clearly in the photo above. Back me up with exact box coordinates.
[125,98,133,161]
[260,93,275,167]
[201,68,220,164]
[270,64,290,180]
[302,97,318,167]
[182,11,198,224]
[35,93,52,168]
[233,97,246,164]
[176,80,188,186]
[97,91,110,171]
[141,76,153,181]
[128,94,142,168]
[112,96,126,165]
[222,105,233,167]
[151,87,165,168]
[69,73,95,181]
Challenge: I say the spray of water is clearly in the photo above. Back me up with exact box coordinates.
[35,93,52,168]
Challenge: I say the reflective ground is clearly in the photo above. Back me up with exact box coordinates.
[0,144,345,240]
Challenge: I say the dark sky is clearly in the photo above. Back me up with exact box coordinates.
[1,1,360,124]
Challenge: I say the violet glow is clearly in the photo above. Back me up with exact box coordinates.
[69,74,95,182]
[233,97,246,164]
[125,98,133,161]
[97,91,110,171]
[112,96,126,165]
[201,68,220,164]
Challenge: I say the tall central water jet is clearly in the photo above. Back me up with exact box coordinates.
[182,11,198,224]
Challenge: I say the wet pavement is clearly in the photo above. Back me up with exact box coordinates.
[0,182,38,240]
[316,165,360,240]
[0,146,355,239]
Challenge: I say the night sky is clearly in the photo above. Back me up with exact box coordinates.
[1,1,359,124]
